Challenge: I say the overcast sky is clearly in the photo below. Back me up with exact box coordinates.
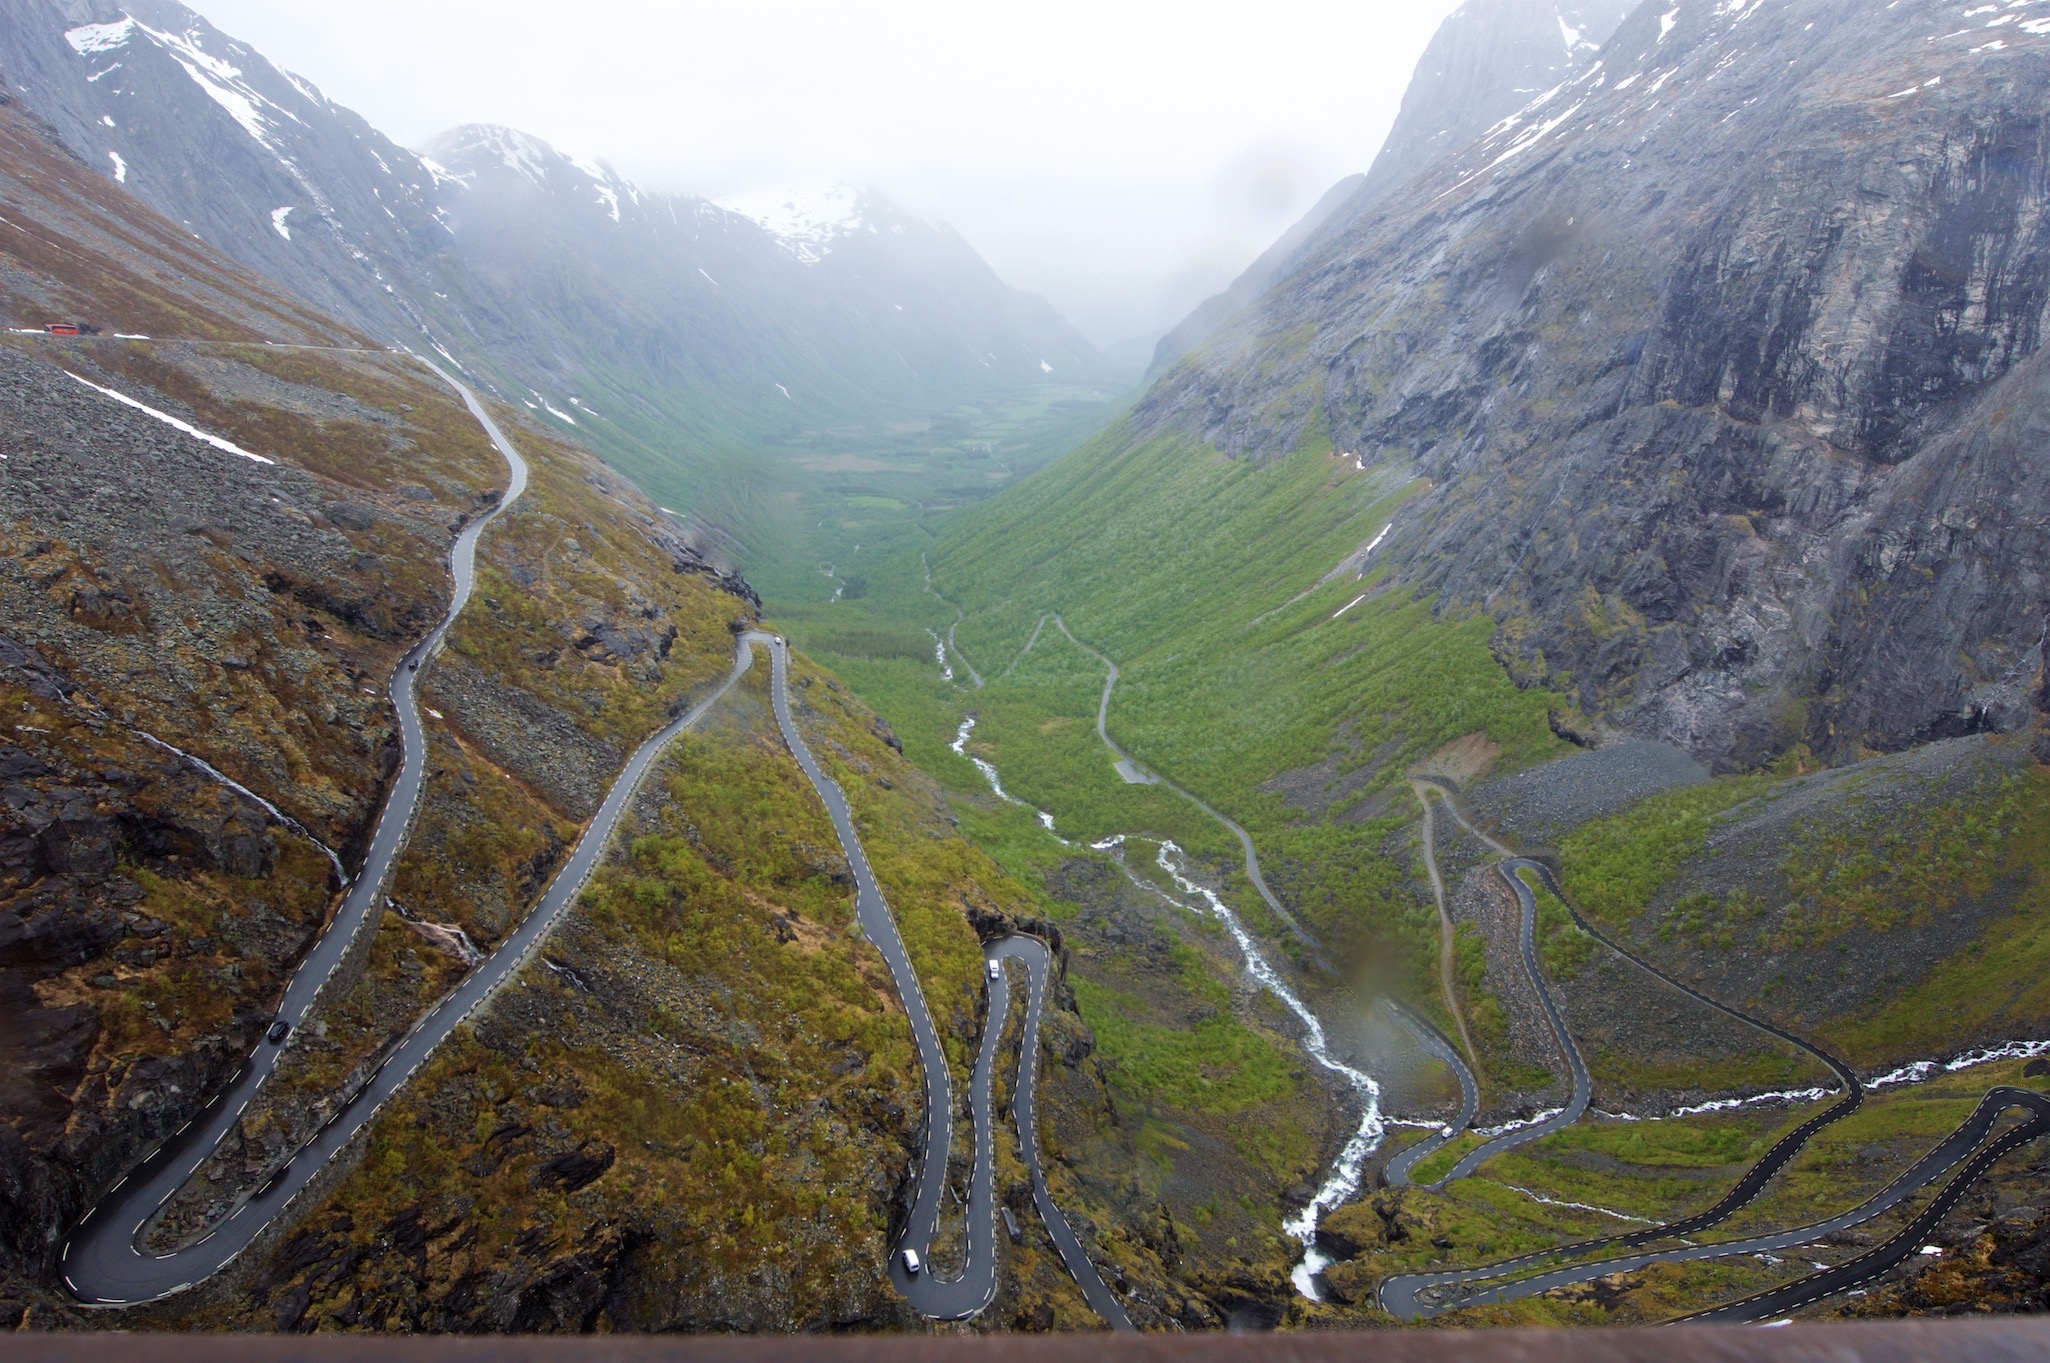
[199,0,1461,348]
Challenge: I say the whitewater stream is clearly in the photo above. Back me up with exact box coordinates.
[948,707,1381,1299]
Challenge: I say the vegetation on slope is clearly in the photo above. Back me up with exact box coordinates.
[173,640,1186,1331]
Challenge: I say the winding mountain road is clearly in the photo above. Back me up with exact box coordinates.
[1429,861,1592,1183]
[48,340,1122,1319]
[1052,616,1319,952]
[64,361,538,1304]
[990,937,1136,1330]
[1373,785,2050,1326]
[1389,1083,2050,1323]
[1380,999,1481,1187]
[756,634,1132,1328]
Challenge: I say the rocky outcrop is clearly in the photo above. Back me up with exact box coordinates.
[1148,0,1633,376]
[0,659,337,1292]
[1139,0,2050,769]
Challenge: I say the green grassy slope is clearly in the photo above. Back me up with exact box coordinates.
[768,419,1583,1128]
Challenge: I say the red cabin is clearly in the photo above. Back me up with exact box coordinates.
[43,323,80,336]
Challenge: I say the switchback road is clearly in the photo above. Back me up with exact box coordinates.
[64,361,539,1305]
[756,634,1131,1328]
[1373,786,2050,1326]
[1429,861,1592,1184]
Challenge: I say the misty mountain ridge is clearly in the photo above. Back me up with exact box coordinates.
[8,0,2050,1337]
[1148,0,1634,376]
[0,0,1121,557]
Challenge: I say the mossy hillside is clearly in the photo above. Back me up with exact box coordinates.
[1025,850,1332,1303]
[1535,1061,2050,1326]
[930,430,1566,816]
[780,653,994,1077]
[0,345,512,851]
[1822,766,2050,1060]
[1308,1059,2050,1327]
[1558,777,1779,930]
[182,640,1041,1331]
[780,425,1579,1293]
[0,321,552,1298]
[1553,750,2050,1068]
[0,680,337,1061]
[1069,976,1298,1116]
[392,403,747,938]
[892,430,1566,990]
[147,390,758,1243]
[441,407,747,772]
[1521,869,1595,983]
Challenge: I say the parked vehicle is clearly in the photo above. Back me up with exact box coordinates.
[43,322,80,336]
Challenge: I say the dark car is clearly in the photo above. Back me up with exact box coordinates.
[407,661,419,672]
[266,1020,291,1045]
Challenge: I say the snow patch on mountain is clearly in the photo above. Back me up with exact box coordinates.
[436,124,556,188]
[280,68,326,108]
[130,19,296,153]
[715,185,864,264]
[64,19,134,56]
[569,154,625,222]
[271,206,294,240]
[108,151,127,183]
[65,371,273,464]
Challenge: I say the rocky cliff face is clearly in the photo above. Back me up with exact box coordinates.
[0,89,749,1323]
[1148,0,1634,376]
[0,95,507,1313]
[1140,0,2050,770]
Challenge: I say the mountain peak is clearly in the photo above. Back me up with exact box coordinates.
[713,184,868,264]
[422,122,635,220]
[425,123,564,188]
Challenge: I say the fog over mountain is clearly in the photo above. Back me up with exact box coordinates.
[12,0,2050,1340]
[179,0,1468,349]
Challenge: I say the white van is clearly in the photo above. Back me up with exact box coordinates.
[987,959,1001,981]
[901,1249,923,1275]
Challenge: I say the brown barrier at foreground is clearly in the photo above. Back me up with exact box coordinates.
[7,1321,2050,1363]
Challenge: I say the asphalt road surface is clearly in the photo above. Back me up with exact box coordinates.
[63,368,789,1308]
[1381,999,1482,1187]
[49,339,1124,1321]
[757,634,1130,1327]
[1677,1086,2050,1323]
[1386,1085,2050,1322]
[990,937,1136,1330]
[1426,861,1593,1184]
[65,361,534,1305]
[1375,786,2048,1325]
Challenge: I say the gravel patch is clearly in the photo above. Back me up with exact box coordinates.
[1469,740,1708,845]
